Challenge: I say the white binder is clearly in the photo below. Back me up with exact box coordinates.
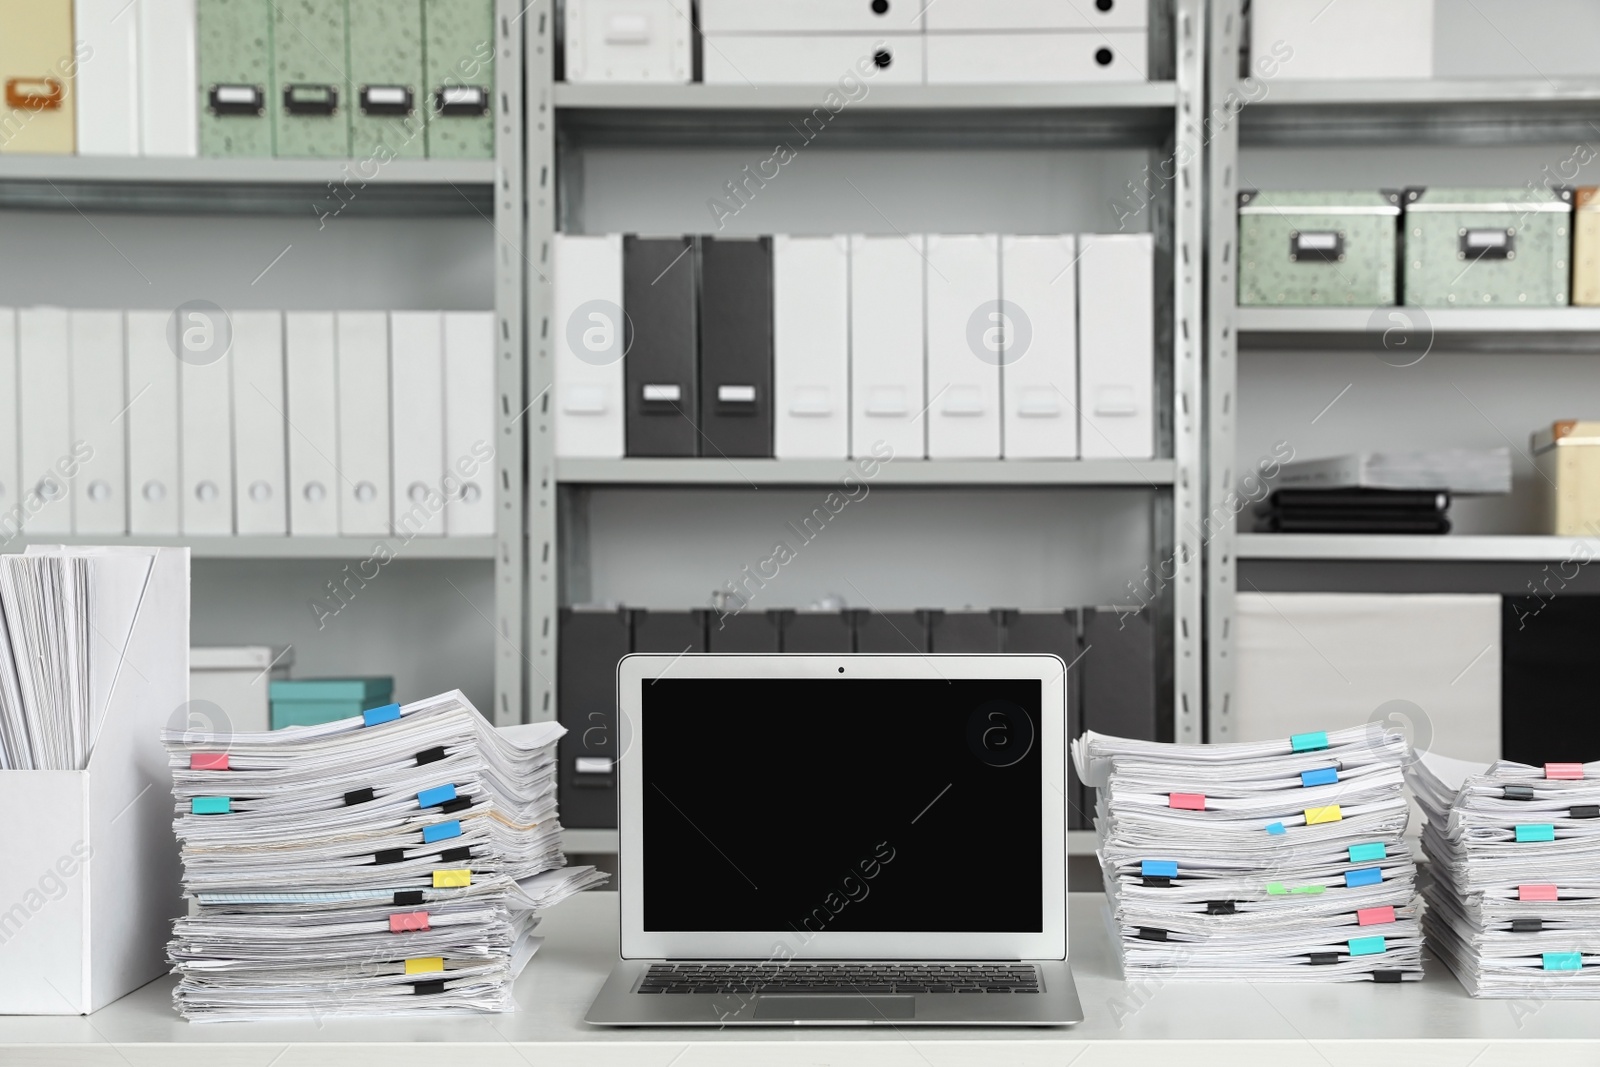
[231,311,287,536]
[773,235,850,460]
[125,311,181,535]
[1002,235,1079,460]
[138,0,198,156]
[703,35,925,85]
[925,234,1000,460]
[553,234,626,459]
[1078,233,1154,461]
[700,0,925,32]
[69,310,127,535]
[443,311,496,537]
[390,311,446,538]
[849,235,925,460]
[74,0,141,155]
[284,312,340,537]
[335,311,392,537]
[179,334,233,536]
[18,308,74,535]
[0,310,17,535]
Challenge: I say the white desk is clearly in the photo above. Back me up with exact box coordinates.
[3,892,1597,1066]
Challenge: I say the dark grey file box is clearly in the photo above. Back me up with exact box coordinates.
[630,608,708,654]
[624,236,700,457]
[707,610,781,652]
[697,236,774,458]
[852,610,929,653]
[927,609,1005,652]
[557,607,630,830]
[1002,609,1088,829]
[1081,606,1159,747]
[778,610,854,653]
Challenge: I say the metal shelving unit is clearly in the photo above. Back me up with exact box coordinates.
[555,458,1179,487]
[1203,0,1600,741]
[533,0,1207,745]
[6,536,496,560]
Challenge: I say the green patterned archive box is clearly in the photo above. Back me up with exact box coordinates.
[349,0,426,160]
[1237,190,1401,306]
[423,0,495,159]
[197,0,273,157]
[272,0,350,157]
[1402,186,1574,307]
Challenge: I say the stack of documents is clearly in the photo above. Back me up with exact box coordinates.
[1276,448,1513,495]
[1410,752,1600,997]
[164,691,606,1021]
[1074,725,1425,982]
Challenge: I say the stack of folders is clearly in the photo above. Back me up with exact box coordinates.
[163,691,607,1021]
[1409,752,1600,997]
[1073,726,1426,982]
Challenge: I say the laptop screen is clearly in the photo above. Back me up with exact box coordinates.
[640,677,1044,934]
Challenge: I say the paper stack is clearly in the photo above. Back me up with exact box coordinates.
[1074,725,1425,982]
[164,690,607,1021]
[1410,752,1600,997]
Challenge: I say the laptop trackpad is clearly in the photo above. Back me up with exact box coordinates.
[753,995,915,1021]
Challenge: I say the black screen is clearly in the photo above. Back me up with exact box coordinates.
[641,677,1044,933]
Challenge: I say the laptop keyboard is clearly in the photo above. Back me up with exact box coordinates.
[638,962,1041,994]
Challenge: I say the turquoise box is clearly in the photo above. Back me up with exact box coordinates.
[269,677,393,729]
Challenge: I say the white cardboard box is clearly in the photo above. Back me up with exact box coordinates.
[0,546,188,1014]
[703,34,923,85]
[554,235,627,460]
[284,312,339,537]
[231,312,288,537]
[74,0,141,155]
[1251,0,1434,80]
[125,312,181,535]
[925,0,1147,31]
[68,310,127,535]
[18,308,74,535]
[443,311,496,537]
[190,645,292,735]
[699,0,923,33]
[926,31,1147,84]
[564,0,692,83]
[773,235,850,460]
[334,312,392,537]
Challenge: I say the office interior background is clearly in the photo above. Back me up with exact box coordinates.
[4,0,1600,1056]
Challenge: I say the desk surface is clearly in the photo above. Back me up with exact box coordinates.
[3,892,1596,1066]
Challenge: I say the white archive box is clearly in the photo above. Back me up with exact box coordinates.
[335,312,392,536]
[1251,0,1434,80]
[190,645,292,735]
[925,0,1147,30]
[926,32,1147,84]
[1001,235,1078,460]
[1078,233,1154,461]
[390,311,447,537]
[18,308,73,536]
[443,311,496,537]
[231,311,287,537]
[554,234,626,460]
[850,235,925,461]
[703,35,923,85]
[68,311,127,536]
[1233,592,1500,762]
[699,0,924,33]
[125,312,181,535]
[0,546,188,1014]
[0,310,16,527]
[284,312,339,537]
[773,235,850,460]
[74,0,140,155]
[925,234,1000,460]
[564,0,692,83]
[138,0,198,156]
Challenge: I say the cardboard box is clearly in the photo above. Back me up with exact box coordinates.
[1574,187,1600,307]
[196,0,272,157]
[348,0,426,159]
[0,0,77,155]
[1403,186,1573,308]
[565,0,692,83]
[423,0,495,159]
[1238,190,1401,307]
[1533,421,1600,538]
[190,646,293,734]
[1251,0,1433,80]
[272,0,350,158]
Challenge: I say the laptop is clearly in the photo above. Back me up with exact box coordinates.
[586,653,1083,1026]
